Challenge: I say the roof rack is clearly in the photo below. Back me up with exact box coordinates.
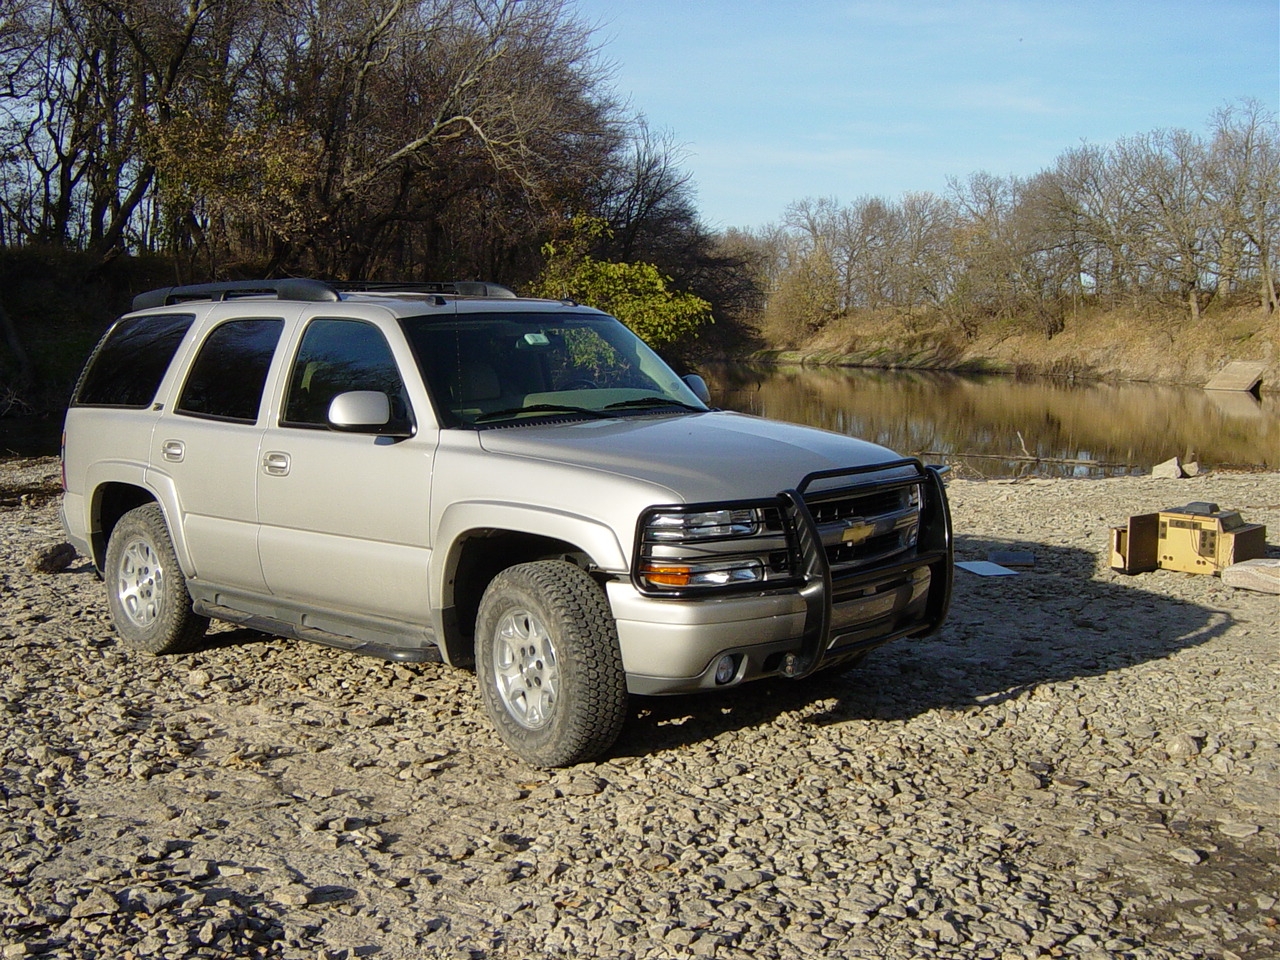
[131,278,518,312]
[333,281,517,299]
[132,279,340,311]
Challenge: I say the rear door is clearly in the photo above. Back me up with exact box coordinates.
[151,309,294,592]
[256,313,436,624]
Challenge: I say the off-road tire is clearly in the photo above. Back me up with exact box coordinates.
[475,561,627,767]
[104,503,209,654]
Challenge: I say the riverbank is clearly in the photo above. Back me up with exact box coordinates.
[751,305,1279,391]
[2,457,1278,959]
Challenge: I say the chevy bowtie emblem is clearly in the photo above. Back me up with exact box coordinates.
[841,521,873,544]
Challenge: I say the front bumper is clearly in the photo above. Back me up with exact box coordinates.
[614,460,952,695]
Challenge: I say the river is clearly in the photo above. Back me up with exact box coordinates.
[704,363,1278,478]
[3,366,1276,477]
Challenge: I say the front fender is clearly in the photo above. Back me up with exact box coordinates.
[432,500,628,605]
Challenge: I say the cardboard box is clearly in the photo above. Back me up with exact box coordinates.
[1110,502,1267,576]
[1110,513,1160,573]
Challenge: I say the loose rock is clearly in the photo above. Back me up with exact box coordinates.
[1,456,1277,960]
[24,541,76,574]
[1151,456,1185,479]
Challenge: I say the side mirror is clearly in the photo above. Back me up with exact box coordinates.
[328,391,413,438]
[682,374,711,405]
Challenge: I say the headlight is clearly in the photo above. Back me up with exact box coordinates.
[635,503,786,595]
[644,508,761,541]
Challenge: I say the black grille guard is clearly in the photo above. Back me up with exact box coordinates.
[778,458,953,679]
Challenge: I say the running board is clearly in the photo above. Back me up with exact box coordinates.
[193,601,443,664]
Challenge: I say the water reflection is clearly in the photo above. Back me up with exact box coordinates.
[705,363,1278,478]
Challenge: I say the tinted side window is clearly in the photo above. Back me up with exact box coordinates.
[177,319,283,423]
[74,313,195,407]
[282,319,410,427]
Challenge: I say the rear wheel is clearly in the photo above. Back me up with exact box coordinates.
[475,561,627,767]
[104,504,208,654]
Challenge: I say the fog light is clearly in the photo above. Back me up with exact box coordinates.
[714,654,738,685]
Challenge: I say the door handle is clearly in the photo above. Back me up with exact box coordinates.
[161,439,184,463]
[262,451,291,476]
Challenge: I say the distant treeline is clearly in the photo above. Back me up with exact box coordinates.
[0,0,1274,377]
[732,101,1279,345]
[0,0,752,324]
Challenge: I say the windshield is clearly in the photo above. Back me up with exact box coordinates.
[401,310,708,427]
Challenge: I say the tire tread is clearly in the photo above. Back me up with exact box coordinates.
[104,503,208,655]
[476,561,627,767]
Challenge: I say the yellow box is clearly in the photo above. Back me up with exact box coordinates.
[1110,502,1267,576]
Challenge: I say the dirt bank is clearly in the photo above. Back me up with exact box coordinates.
[755,305,1280,390]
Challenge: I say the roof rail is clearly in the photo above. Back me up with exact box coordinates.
[132,279,340,311]
[333,281,517,299]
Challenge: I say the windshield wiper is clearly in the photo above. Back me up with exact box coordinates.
[473,403,611,423]
[604,396,706,413]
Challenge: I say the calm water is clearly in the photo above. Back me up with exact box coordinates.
[705,363,1278,478]
[3,367,1276,478]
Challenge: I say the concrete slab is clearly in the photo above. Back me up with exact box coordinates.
[1205,361,1265,393]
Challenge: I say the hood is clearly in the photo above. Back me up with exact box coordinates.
[476,411,905,503]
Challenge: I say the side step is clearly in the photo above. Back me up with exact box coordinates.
[193,602,443,664]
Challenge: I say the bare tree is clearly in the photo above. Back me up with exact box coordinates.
[834,196,903,311]
[1041,143,1143,307]
[779,197,842,326]
[895,191,955,317]
[0,0,628,281]
[250,0,619,277]
[948,171,1022,322]
[596,120,695,263]
[1208,99,1280,312]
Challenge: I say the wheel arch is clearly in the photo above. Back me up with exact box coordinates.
[433,503,627,668]
[90,481,161,571]
[86,463,194,576]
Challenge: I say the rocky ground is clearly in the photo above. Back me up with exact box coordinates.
[0,457,1277,960]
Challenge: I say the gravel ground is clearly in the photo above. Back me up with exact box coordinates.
[1,456,1277,960]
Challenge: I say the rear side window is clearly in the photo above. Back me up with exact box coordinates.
[177,319,283,423]
[73,313,194,407]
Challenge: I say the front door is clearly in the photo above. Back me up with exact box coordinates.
[256,317,435,624]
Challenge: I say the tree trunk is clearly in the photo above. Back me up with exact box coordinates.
[1260,255,1278,313]
[86,163,156,270]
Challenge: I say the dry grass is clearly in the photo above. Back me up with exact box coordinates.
[759,305,1280,388]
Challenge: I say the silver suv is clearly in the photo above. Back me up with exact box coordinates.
[61,279,952,766]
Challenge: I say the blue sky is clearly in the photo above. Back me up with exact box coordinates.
[570,0,1280,230]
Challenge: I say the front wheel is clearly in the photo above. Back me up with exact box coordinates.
[475,561,627,767]
[104,503,209,654]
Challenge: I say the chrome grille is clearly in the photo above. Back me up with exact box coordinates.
[806,483,920,576]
